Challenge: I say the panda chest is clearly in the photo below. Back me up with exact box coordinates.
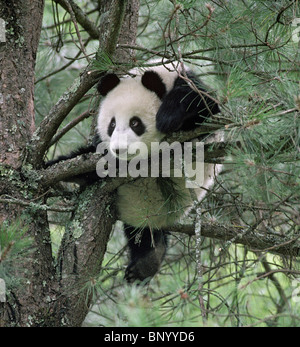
[116,177,192,229]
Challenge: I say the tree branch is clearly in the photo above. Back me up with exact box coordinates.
[40,123,228,187]
[58,185,117,325]
[28,0,132,168]
[53,0,100,39]
[53,1,140,326]
[29,69,100,167]
[47,110,94,148]
[171,222,300,258]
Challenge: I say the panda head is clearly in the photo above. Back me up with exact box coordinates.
[97,71,168,160]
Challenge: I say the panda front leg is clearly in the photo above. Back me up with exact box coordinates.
[124,225,168,284]
[155,73,220,133]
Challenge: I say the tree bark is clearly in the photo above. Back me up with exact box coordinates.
[0,0,44,169]
[0,0,140,327]
[0,0,57,326]
[2,0,297,328]
[57,186,117,326]
[171,222,300,258]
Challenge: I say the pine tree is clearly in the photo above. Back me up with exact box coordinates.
[0,0,299,327]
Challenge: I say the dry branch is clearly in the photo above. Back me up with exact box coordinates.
[171,222,300,258]
[40,123,227,187]
[29,69,100,167]
[28,1,134,168]
[53,0,100,39]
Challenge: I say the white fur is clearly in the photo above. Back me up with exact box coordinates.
[97,62,189,156]
[130,60,189,92]
[97,77,164,157]
[117,176,192,229]
[97,63,218,228]
[195,131,224,201]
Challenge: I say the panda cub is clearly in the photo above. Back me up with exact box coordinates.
[47,62,219,283]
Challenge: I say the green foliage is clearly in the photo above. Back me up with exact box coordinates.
[0,219,32,291]
[93,51,114,73]
[35,1,99,160]
[84,231,300,327]
[0,219,30,257]
[35,0,300,327]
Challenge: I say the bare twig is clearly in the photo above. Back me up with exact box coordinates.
[53,0,100,39]
[29,68,100,167]
[63,0,91,63]
[48,109,95,148]
[171,222,300,258]
[35,37,92,84]
[194,204,207,323]
[28,1,130,168]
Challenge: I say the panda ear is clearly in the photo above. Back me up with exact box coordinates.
[141,71,167,99]
[97,73,120,96]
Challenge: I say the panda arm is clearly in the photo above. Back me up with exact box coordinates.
[45,144,96,167]
[45,136,101,186]
[156,72,220,133]
[124,225,168,283]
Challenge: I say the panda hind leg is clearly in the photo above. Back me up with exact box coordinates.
[124,225,168,284]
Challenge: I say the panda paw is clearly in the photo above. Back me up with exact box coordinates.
[124,264,145,284]
[124,251,162,284]
[156,108,183,133]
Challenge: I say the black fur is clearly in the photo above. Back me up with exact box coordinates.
[141,70,167,99]
[107,117,116,137]
[124,225,168,284]
[129,116,146,136]
[45,144,96,168]
[45,137,100,185]
[97,73,120,96]
[45,67,220,284]
[156,72,220,133]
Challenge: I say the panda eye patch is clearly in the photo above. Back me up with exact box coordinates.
[129,116,146,136]
[107,117,116,137]
[130,118,139,127]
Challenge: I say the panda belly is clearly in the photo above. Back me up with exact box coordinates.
[117,177,192,229]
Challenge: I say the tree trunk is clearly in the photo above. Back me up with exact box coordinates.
[0,0,140,327]
[0,0,55,326]
[0,0,43,170]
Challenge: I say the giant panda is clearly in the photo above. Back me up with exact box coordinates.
[46,61,220,283]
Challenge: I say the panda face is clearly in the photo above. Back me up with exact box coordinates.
[97,78,164,159]
[107,116,146,138]
[106,114,148,159]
